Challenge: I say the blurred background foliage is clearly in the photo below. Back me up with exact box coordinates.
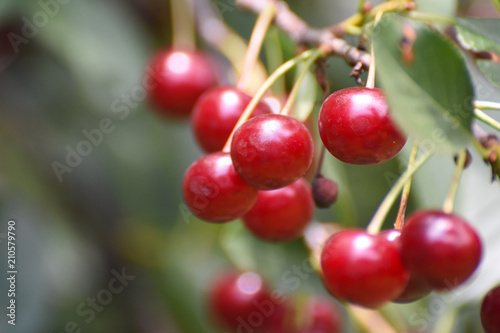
[0,0,499,332]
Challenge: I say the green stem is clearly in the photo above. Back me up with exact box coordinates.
[171,0,195,49]
[404,11,456,25]
[281,48,324,116]
[475,109,500,132]
[366,149,433,234]
[222,49,322,152]
[395,144,419,229]
[474,100,500,111]
[237,2,276,93]
[442,150,466,214]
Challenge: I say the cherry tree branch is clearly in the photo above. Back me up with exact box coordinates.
[235,0,371,69]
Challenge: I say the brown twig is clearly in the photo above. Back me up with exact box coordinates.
[235,0,371,70]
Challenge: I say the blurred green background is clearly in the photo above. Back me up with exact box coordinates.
[0,0,500,332]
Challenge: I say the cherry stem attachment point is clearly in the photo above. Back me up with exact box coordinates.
[280,48,324,116]
[442,150,467,214]
[394,144,419,229]
[367,148,433,235]
[237,2,276,93]
[222,49,322,153]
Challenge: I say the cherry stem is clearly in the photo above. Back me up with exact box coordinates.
[237,2,276,93]
[474,101,500,111]
[366,149,433,235]
[171,0,196,49]
[432,307,457,333]
[347,305,398,333]
[404,11,456,26]
[315,145,327,177]
[474,109,500,132]
[394,143,419,230]
[365,11,383,89]
[222,49,322,153]
[442,150,467,214]
[281,48,324,116]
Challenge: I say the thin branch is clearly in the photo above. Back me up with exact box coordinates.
[236,0,371,69]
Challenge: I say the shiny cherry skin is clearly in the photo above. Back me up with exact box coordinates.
[182,152,258,222]
[400,210,482,291]
[208,271,281,332]
[318,87,406,164]
[321,229,409,308]
[242,178,314,242]
[299,296,342,333]
[191,86,271,153]
[231,114,314,190]
[379,229,432,303]
[146,49,217,118]
[481,285,500,333]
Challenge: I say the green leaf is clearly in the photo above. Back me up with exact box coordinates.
[415,0,457,17]
[372,14,475,153]
[456,18,500,87]
[293,64,319,122]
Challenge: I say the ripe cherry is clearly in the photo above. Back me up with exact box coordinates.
[481,285,500,333]
[318,87,406,164]
[146,49,217,118]
[320,229,409,308]
[208,271,282,333]
[298,296,342,333]
[191,86,271,153]
[182,152,258,222]
[242,178,314,242]
[400,210,482,291]
[231,114,314,190]
[379,229,432,303]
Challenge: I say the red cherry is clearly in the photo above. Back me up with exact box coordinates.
[208,271,282,332]
[231,114,314,190]
[481,285,500,333]
[242,178,314,242]
[400,210,482,291]
[379,229,432,303]
[320,229,409,308]
[182,152,258,222]
[299,296,342,333]
[146,49,217,118]
[191,86,271,153]
[318,87,406,164]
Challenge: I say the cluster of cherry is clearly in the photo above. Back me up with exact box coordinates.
[145,46,499,332]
